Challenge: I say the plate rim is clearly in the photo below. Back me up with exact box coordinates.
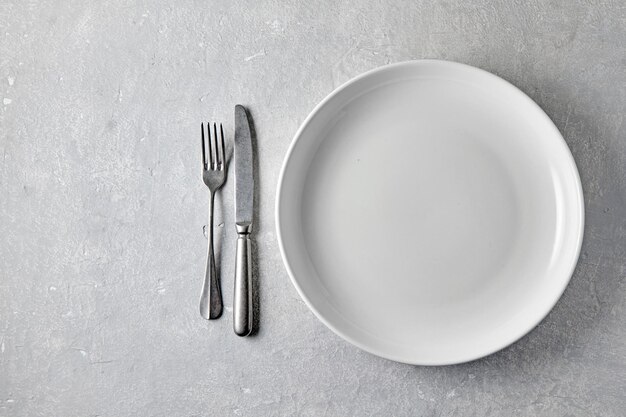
[275,59,585,365]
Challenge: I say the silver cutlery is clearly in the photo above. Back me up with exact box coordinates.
[233,105,254,336]
[199,122,227,320]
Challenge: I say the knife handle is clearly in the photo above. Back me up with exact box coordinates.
[234,227,253,336]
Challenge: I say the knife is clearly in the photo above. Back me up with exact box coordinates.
[233,105,254,336]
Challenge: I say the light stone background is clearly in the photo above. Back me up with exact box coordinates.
[1,1,625,416]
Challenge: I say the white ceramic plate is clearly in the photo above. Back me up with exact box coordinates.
[276,60,584,365]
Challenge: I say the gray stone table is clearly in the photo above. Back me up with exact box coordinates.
[1,1,625,416]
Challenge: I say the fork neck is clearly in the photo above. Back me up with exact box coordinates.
[208,191,216,229]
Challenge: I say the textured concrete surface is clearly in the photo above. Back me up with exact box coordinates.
[1,0,625,416]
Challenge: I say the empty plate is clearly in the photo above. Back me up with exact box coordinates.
[276,60,584,365]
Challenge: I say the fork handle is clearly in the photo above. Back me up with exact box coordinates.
[200,193,222,320]
[233,226,253,336]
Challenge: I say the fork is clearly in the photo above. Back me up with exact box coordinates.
[200,122,227,320]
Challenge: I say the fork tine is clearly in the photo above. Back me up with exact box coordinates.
[201,123,207,169]
[207,121,214,168]
[218,123,225,169]
[212,122,219,169]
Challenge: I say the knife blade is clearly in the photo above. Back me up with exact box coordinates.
[233,104,254,336]
[235,105,254,228]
